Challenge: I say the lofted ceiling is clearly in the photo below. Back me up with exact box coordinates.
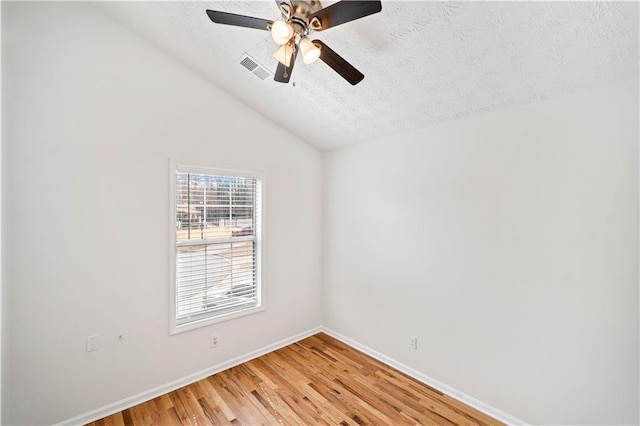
[96,1,639,151]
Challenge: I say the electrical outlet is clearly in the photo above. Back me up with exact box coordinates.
[86,335,99,352]
[409,336,417,350]
[210,335,219,348]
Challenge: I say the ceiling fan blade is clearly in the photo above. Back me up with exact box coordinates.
[309,0,382,31]
[274,46,298,83]
[206,10,272,31]
[313,40,364,85]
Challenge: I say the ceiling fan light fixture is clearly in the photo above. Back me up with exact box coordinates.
[273,44,293,67]
[300,37,321,64]
[271,20,294,45]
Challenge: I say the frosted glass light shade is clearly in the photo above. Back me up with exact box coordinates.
[300,37,321,64]
[271,20,294,45]
[273,44,293,67]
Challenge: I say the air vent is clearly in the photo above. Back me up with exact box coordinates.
[240,56,258,71]
[238,53,272,81]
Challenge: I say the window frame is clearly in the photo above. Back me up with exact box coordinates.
[169,160,265,335]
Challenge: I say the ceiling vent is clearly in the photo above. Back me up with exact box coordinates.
[238,53,272,81]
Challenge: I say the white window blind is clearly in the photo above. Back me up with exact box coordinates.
[171,166,262,331]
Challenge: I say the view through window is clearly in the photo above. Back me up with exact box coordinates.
[172,166,262,331]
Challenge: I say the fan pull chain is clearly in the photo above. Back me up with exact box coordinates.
[292,44,297,87]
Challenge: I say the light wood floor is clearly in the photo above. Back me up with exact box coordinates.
[88,333,501,425]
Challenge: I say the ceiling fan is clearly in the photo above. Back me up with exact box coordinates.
[206,0,382,85]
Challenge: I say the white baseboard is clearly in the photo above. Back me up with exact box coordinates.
[58,325,525,426]
[57,326,322,426]
[321,327,527,426]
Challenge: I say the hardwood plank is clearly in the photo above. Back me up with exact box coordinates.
[227,364,283,423]
[174,387,210,426]
[264,351,356,425]
[104,411,125,426]
[152,394,183,426]
[242,358,314,425]
[277,346,395,425]
[207,372,254,424]
[130,400,162,425]
[195,377,236,422]
[164,407,186,426]
[167,389,197,426]
[88,333,503,426]
[219,366,284,425]
[257,352,353,425]
[120,408,134,426]
[373,369,483,426]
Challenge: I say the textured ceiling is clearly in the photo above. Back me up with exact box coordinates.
[96,1,639,151]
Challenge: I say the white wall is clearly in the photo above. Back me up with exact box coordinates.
[0,2,4,420]
[324,80,639,425]
[2,2,322,424]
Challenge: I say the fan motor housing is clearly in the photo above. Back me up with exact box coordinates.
[283,0,322,33]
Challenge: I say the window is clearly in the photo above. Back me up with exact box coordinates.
[170,163,263,333]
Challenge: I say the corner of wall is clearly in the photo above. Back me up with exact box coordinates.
[320,149,331,327]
